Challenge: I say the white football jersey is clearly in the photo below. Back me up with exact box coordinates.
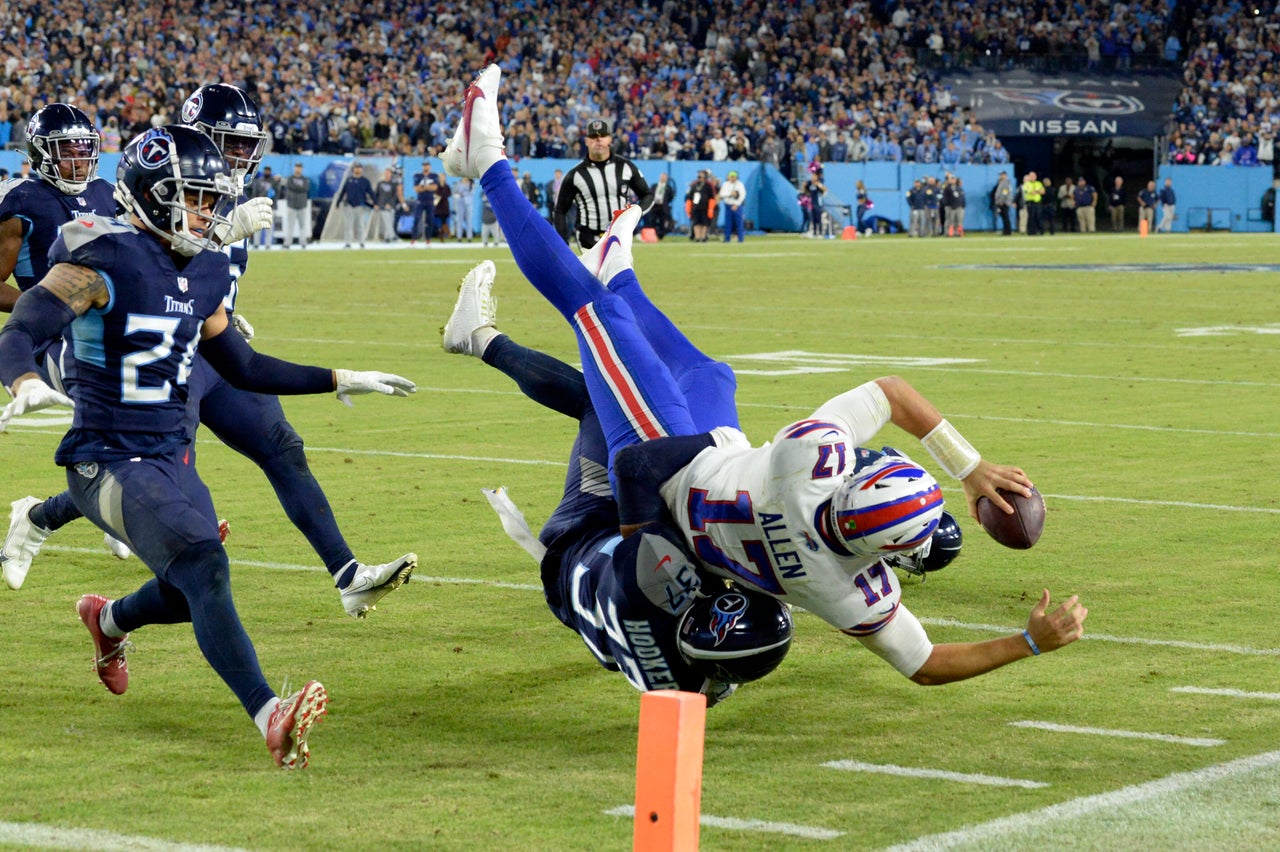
[659,382,937,667]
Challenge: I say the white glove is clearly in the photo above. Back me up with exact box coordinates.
[231,312,255,341]
[334,369,416,407]
[214,197,275,244]
[0,377,74,432]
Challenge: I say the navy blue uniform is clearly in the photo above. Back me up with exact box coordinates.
[0,176,117,291]
[483,335,713,695]
[45,215,275,718]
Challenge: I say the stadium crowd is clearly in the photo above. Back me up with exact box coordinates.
[0,0,1275,174]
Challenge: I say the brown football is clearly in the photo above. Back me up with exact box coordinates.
[976,487,1045,550]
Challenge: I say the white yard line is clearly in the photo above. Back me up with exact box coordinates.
[881,749,1280,852]
[602,805,843,840]
[0,822,250,852]
[1171,686,1280,701]
[822,760,1047,789]
[1008,721,1225,747]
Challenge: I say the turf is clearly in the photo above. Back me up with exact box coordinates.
[1,230,1277,850]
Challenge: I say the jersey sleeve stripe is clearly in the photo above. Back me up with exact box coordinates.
[784,419,844,439]
[841,602,900,636]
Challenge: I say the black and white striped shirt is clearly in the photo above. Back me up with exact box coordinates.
[553,155,653,246]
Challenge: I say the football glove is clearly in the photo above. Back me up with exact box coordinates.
[0,377,73,432]
[231,311,255,341]
[334,369,416,407]
[214,197,275,245]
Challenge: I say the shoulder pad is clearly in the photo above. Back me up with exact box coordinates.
[616,524,702,616]
[61,216,136,253]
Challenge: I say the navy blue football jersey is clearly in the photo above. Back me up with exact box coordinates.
[548,526,708,693]
[48,215,232,464]
[0,177,117,290]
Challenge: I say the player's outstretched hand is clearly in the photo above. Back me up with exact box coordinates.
[334,369,417,407]
[0,377,73,431]
[960,459,1033,520]
[215,197,275,245]
[1025,589,1087,654]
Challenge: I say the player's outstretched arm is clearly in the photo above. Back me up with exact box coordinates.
[909,589,1087,685]
[813,376,1034,519]
[199,305,416,404]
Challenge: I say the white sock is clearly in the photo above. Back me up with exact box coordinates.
[99,602,127,639]
[472,327,499,358]
[254,697,280,738]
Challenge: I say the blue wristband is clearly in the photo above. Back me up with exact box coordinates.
[1022,630,1041,656]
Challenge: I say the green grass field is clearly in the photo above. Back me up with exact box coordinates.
[2,230,1278,851]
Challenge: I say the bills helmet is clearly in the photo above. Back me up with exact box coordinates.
[678,586,793,683]
[115,125,238,257]
[830,448,944,557]
[179,84,270,182]
[883,510,962,577]
[26,103,101,194]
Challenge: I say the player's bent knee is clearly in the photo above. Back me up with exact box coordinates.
[167,540,232,599]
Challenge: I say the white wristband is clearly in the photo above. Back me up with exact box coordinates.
[921,418,981,480]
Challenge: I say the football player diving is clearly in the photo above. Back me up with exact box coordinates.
[440,64,1088,689]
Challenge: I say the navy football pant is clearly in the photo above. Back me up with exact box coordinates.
[66,451,274,718]
[478,163,738,471]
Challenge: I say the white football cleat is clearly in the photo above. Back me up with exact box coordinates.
[441,261,498,357]
[441,65,506,180]
[2,496,51,590]
[339,553,417,619]
[104,533,131,560]
[586,204,642,288]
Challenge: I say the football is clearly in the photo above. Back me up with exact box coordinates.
[976,487,1045,549]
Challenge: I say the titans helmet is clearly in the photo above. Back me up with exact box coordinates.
[115,125,238,257]
[26,103,101,194]
[179,84,270,182]
[883,510,963,577]
[829,448,944,556]
[678,586,793,683]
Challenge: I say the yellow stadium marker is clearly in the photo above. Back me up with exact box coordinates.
[634,690,707,851]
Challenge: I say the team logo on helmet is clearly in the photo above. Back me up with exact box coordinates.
[26,115,38,138]
[708,592,749,644]
[180,92,203,124]
[137,129,174,169]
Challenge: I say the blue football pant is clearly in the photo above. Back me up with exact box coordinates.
[66,451,274,718]
[478,163,738,469]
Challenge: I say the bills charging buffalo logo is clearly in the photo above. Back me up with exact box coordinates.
[709,592,749,645]
[137,129,174,169]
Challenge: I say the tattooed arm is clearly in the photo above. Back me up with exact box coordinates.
[0,263,104,391]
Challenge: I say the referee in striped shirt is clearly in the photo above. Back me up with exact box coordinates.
[554,119,654,249]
